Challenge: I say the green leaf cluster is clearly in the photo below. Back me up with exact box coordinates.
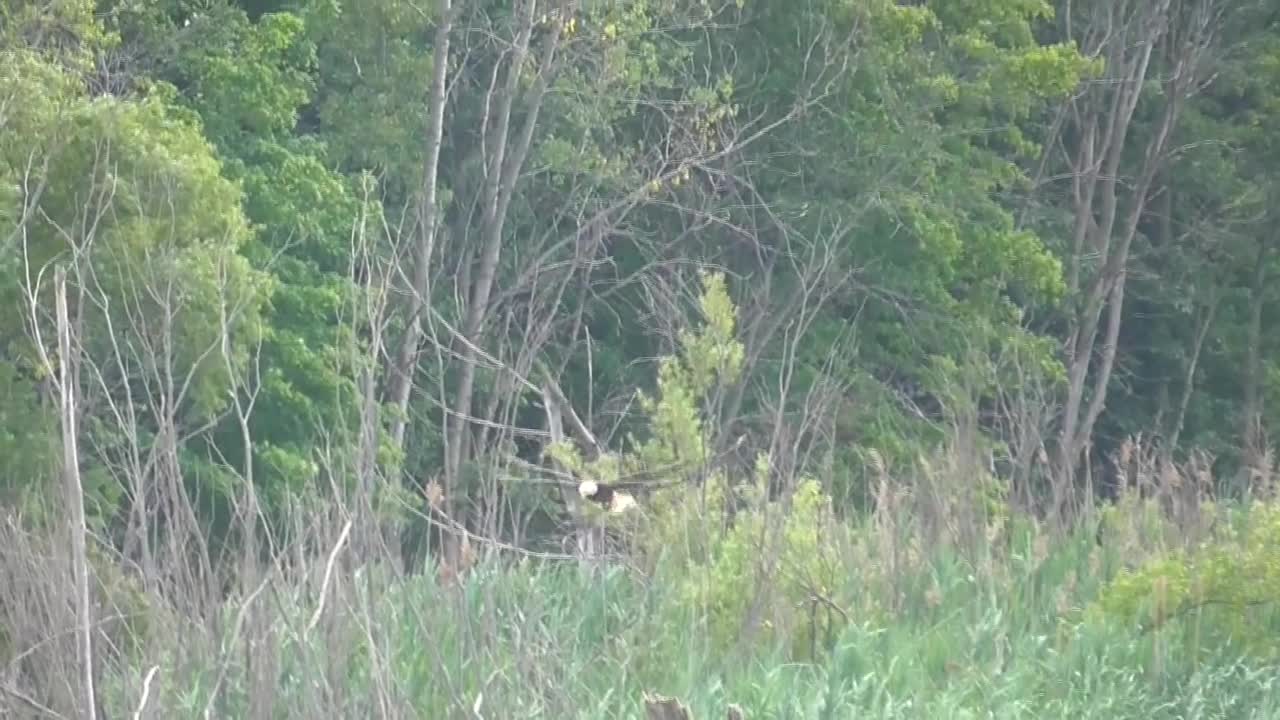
[1093,500,1280,656]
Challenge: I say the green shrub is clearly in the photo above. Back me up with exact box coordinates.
[1092,500,1280,655]
[679,474,849,659]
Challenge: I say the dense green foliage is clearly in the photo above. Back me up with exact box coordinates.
[3,0,1280,716]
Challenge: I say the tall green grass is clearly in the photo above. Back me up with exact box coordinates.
[91,508,1280,719]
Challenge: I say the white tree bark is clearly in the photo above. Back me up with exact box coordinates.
[55,266,96,720]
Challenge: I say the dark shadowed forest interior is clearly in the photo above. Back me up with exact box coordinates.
[3,0,1280,717]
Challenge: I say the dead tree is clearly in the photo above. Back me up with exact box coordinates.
[56,266,97,720]
[1050,0,1227,514]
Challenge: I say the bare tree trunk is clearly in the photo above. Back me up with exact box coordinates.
[387,0,455,450]
[55,266,96,720]
[1167,289,1219,454]
[352,177,402,564]
[1052,0,1222,507]
[445,1,565,490]
[541,385,591,557]
[1242,240,1271,467]
[1056,0,1165,494]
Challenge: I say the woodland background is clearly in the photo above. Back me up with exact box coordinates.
[3,0,1280,717]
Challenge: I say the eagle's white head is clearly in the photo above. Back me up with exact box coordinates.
[578,479,599,499]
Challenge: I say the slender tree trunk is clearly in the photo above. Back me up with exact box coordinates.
[388,0,455,450]
[540,383,603,559]
[445,1,565,489]
[1053,0,1220,500]
[1167,289,1219,454]
[1056,1,1166,492]
[1242,241,1271,467]
[55,266,96,720]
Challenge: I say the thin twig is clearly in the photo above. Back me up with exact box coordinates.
[1,682,69,719]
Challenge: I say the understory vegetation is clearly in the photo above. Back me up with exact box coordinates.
[3,0,1280,717]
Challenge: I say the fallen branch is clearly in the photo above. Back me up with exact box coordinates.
[132,665,160,720]
[305,518,353,636]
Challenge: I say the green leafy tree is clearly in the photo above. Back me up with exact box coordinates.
[105,0,369,518]
[1,25,269,531]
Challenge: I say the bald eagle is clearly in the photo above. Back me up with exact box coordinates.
[577,479,637,514]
